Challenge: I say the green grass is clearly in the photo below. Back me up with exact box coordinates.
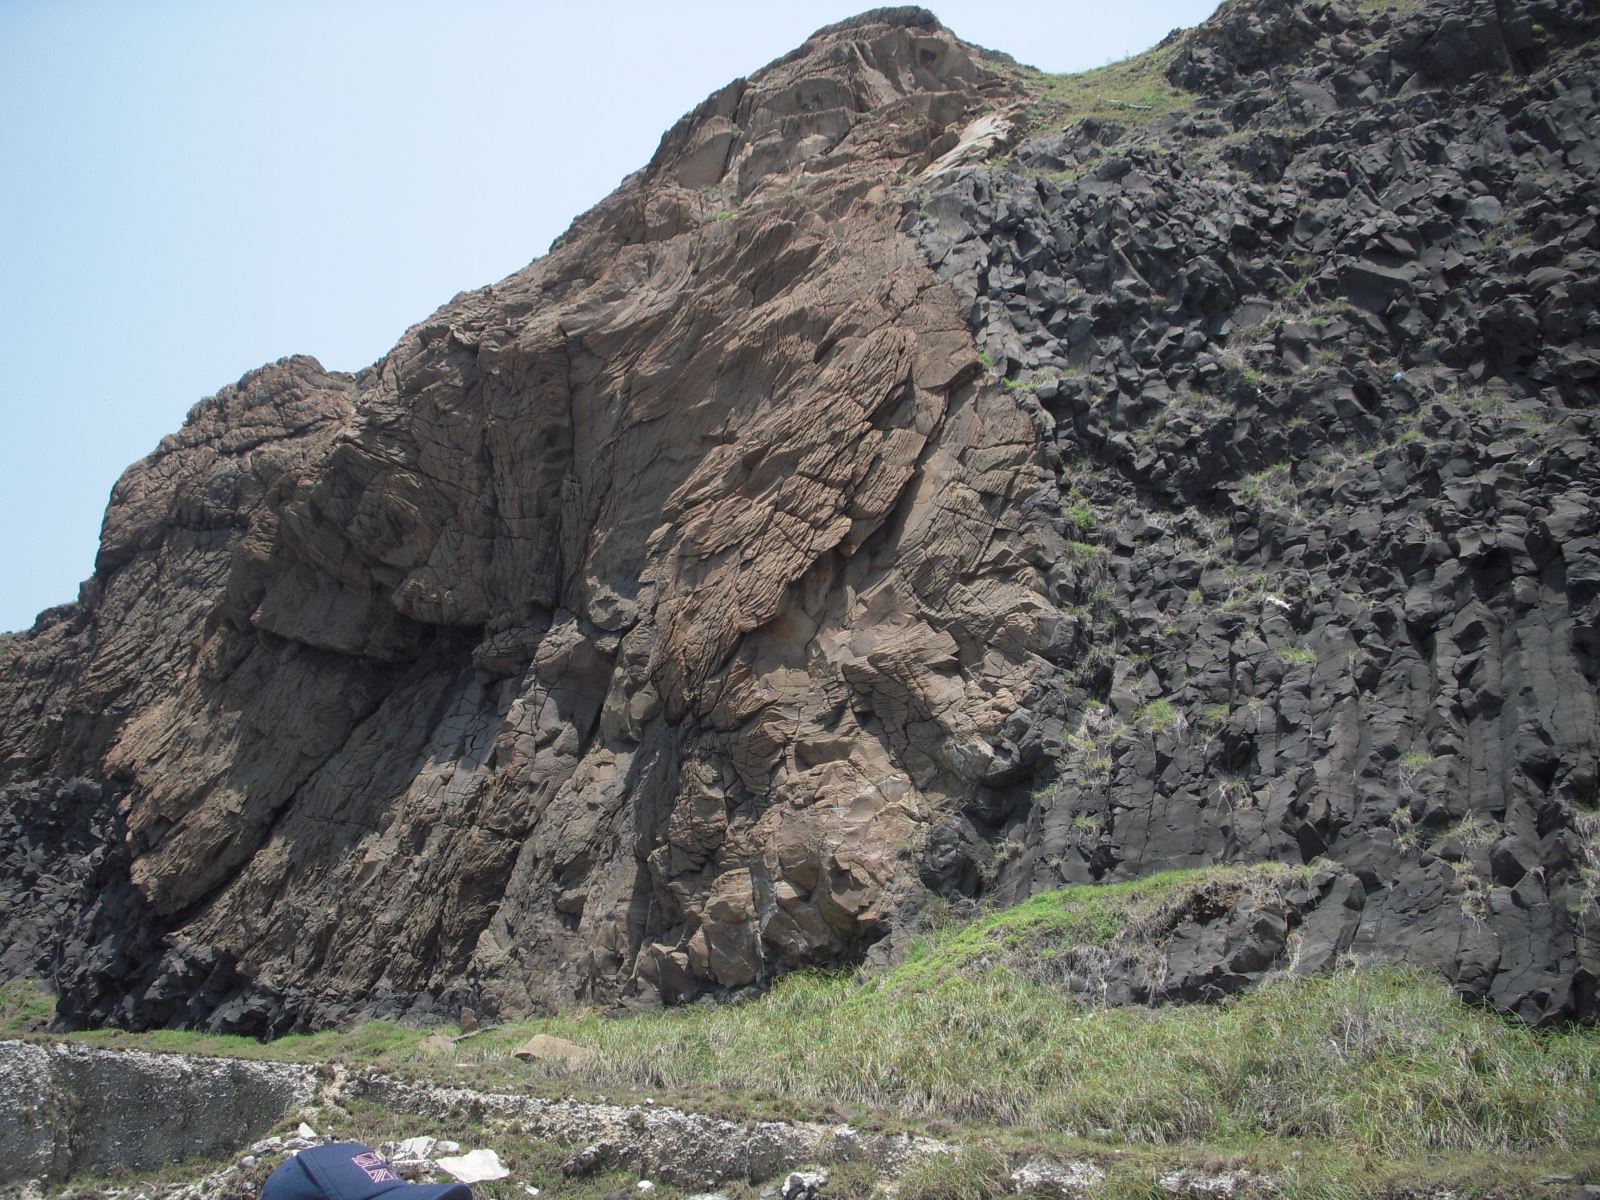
[1020,43,1194,134]
[1238,463,1290,504]
[1064,490,1096,534]
[1439,815,1497,852]
[13,867,1600,1198]
[1134,697,1178,732]
[0,977,54,1030]
[1400,752,1435,794]
[1575,805,1600,913]
[886,868,1282,989]
[506,960,1600,1159]
[1279,646,1317,665]
[897,1145,1009,1200]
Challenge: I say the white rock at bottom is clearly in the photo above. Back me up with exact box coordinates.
[436,1149,510,1184]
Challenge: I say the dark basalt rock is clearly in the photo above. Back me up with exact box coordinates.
[904,0,1600,1024]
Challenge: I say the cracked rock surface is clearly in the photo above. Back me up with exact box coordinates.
[0,1040,316,1181]
[0,9,1054,1030]
[905,0,1600,1023]
[2,0,1599,1029]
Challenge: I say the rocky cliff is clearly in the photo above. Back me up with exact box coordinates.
[2,0,1598,1032]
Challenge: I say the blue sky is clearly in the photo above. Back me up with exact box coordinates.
[0,1,1219,632]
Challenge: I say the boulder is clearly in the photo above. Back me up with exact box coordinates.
[512,1034,598,1068]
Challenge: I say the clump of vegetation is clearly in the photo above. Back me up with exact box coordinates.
[1020,43,1194,134]
[1438,814,1497,852]
[1063,487,1095,534]
[896,1144,1009,1200]
[1134,697,1181,734]
[0,978,53,1030]
[1238,462,1291,505]
[1399,750,1434,793]
[1574,802,1600,913]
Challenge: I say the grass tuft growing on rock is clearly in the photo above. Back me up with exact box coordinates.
[895,1144,1009,1200]
[0,977,54,1030]
[878,866,1296,997]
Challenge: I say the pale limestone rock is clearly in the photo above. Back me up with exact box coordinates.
[920,112,1016,178]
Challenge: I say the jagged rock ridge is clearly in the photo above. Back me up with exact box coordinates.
[2,0,1598,1030]
[1,9,1052,1029]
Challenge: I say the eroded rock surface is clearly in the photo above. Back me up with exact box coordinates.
[0,9,1052,1030]
[0,1040,315,1182]
[1,0,1598,1029]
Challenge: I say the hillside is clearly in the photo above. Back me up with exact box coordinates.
[1,0,1598,1040]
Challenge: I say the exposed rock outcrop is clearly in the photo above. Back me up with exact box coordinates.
[0,1040,315,1181]
[0,9,1054,1030]
[2,0,1598,1029]
[905,0,1600,1024]
[0,1039,946,1190]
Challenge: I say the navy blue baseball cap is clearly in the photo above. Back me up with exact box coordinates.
[262,1144,472,1200]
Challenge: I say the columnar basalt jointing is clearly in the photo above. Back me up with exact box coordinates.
[905,0,1600,1023]
[1,0,1597,1031]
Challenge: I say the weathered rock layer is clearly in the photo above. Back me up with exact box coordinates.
[1,10,1054,1029]
[2,0,1598,1029]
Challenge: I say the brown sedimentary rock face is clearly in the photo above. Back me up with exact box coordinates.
[0,10,1052,1024]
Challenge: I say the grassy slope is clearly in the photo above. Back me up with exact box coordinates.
[11,865,1600,1199]
[1016,41,1193,136]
